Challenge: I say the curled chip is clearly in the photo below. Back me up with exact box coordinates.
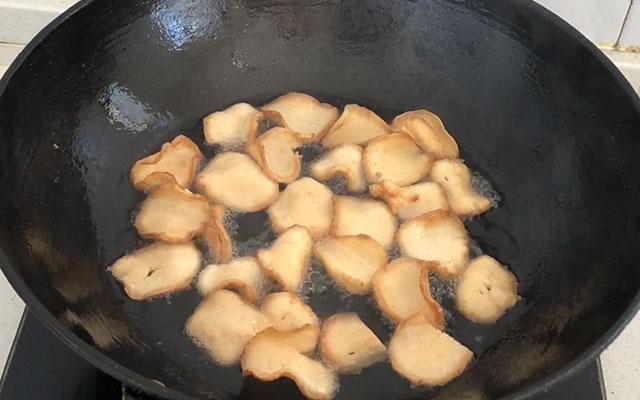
[203,102,262,149]
[332,196,397,249]
[310,144,366,193]
[372,257,444,329]
[256,226,313,292]
[369,181,449,221]
[261,92,339,142]
[391,110,459,159]
[319,313,387,374]
[197,257,268,303]
[110,242,201,300]
[314,235,387,295]
[196,152,279,212]
[203,205,232,264]
[321,104,391,149]
[241,326,337,400]
[135,184,210,243]
[430,159,492,217]
[261,292,320,330]
[362,133,433,185]
[268,177,334,237]
[247,127,303,183]
[456,256,518,324]
[396,210,469,279]
[130,135,203,192]
[389,313,473,387]
[186,290,269,365]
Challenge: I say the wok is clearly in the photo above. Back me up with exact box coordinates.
[0,0,639,399]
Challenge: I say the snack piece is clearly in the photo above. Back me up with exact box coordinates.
[319,313,387,374]
[241,326,337,400]
[261,292,320,330]
[455,256,518,324]
[135,184,210,243]
[247,127,303,183]
[369,181,449,221]
[389,313,473,387]
[372,258,444,329]
[256,226,313,292]
[362,133,433,185]
[110,242,201,300]
[261,92,339,142]
[196,152,279,212]
[186,290,269,365]
[396,210,469,279]
[331,196,397,249]
[313,235,387,295]
[310,144,366,192]
[267,177,334,237]
[202,205,232,264]
[430,159,492,217]
[203,103,262,149]
[321,104,391,148]
[391,110,459,159]
[130,135,203,192]
[197,257,268,303]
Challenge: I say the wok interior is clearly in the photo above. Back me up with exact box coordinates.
[0,0,639,399]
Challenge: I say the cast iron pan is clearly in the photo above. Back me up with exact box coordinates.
[0,0,639,399]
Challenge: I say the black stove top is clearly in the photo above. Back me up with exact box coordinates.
[0,310,605,400]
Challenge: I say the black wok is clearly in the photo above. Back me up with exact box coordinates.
[0,0,639,399]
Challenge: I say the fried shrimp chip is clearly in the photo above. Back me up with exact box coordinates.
[135,184,210,243]
[186,290,269,365]
[391,110,459,159]
[321,104,391,149]
[331,197,397,249]
[372,258,444,329]
[319,313,387,374]
[256,226,313,292]
[110,242,201,300]
[261,92,339,142]
[267,177,334,237]
[241,326,337,400]
[396,210,469,279]
[247,127,303,183]
[389,313,473,387]
[197,257,268,303]
[313,235,387,295]
[362,133,433,185]
[203,102,262,149]
[203,205,232,264]
[261,292,320,330]
[430,159,492,217]
[195,152,279,212]
[310,144,366,192]
[369,181,449,221]
[456,256,518,324]
[130,135,203,192]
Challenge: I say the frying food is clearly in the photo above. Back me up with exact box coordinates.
[369,180,449,221]
[202,205,232,264]
[331,196,397,249]
[321,104,390,148]
[310,144,366,193]
[247,127,303,183]
[197,257,268,303]
[391,109,459,159]
[261,292,320,330]
[430,158,492,217]
[203,102,262,149]
[362,133,433,185]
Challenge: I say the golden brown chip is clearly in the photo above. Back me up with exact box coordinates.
[389,313,473,387]
[391,109,459,159]
[310,144,366,192]
[195,152,279,212]
[396,210,469,279]
[202,205,232,264]
[203,103,262,149]
[372,257,444,329]
[256,226,313,292]
[130,135,203,192]
[313,235,387,295]
[135,184,210,243]
[430,159,492,217]
[261,292,320,330]
[261,92,339,142]
[331,196,397,249]
[319,313,387,374]
[362,133,433,185]
[321,104,391,148]
[455,256,518,324]
[267,177,334,237]
[110,242,201,300]
[197,257,268,303]
[369,180,449,221]
[247,127,303,183]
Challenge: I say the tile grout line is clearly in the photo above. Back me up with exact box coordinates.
[614,0,635,48]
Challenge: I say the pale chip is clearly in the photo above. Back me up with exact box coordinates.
[362,133,433,185]
[256,226,313,292]
[203,103,262,149]
[310,144,366,192]
[321,104,391,148]
[391,109,459,159]
[430,158,492,217]
[369,180,449,221]
[261,292,320,331]
[247,127,302,183]
[331,196,397,249]
[202,205,232,264]
[197,257,268,303]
